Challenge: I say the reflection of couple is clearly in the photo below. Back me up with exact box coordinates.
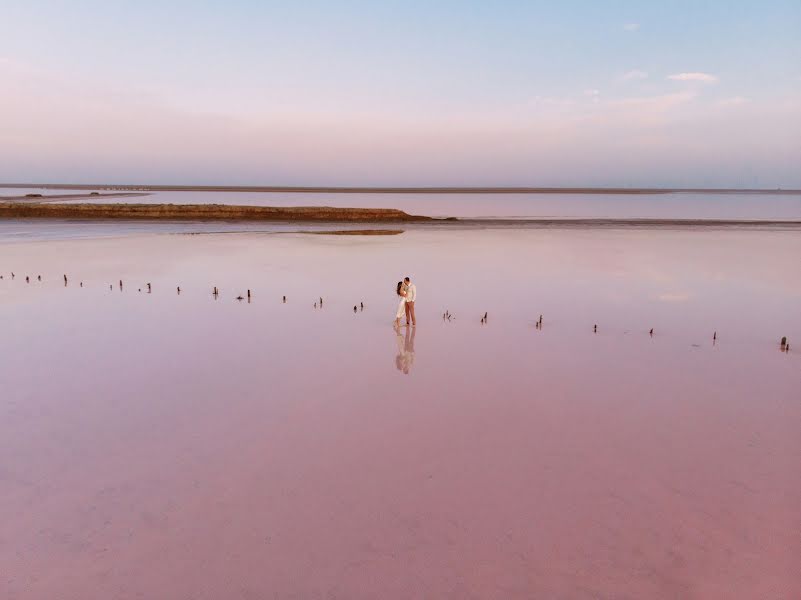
[393,276,417,327]
[394,322,416,374]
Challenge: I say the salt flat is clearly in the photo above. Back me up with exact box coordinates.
[1,226,799,599]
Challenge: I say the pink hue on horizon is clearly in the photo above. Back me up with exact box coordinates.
[1,58,799,188]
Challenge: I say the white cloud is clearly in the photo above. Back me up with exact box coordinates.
[657,292,691,303]
[717,96,751,106]
[622,69,648,81]
[623,23,640,31]
[667,72,719,83]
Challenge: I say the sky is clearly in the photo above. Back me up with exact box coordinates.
[1,0,800,187]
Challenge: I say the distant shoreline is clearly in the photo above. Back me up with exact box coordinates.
[1,183,799,195]
[0,202,433,223]
[0,192,150,203]
[1,202,800,228]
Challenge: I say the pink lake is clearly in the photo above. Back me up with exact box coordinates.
[1,225,800,599]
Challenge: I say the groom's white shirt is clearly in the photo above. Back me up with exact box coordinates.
[406,283,417,302]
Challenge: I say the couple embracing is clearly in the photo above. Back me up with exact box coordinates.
[394,276,417,327]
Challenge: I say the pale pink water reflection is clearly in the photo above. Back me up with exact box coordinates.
[1,227,800,599]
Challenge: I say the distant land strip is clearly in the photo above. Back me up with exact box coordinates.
[0,192,150,202]
[0,202,433,222]
[2,202,800,228]
[1,184,800,195]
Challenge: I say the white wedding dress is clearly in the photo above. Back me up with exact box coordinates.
[395,295,407,320]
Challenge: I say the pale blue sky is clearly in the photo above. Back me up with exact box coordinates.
[1,1,800,186]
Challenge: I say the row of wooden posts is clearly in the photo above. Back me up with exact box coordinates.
[2,271,792,352]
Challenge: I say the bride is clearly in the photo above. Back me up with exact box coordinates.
[394,281,408,326]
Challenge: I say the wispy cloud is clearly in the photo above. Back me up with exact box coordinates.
[623,23,640,31]
[717,96,751,107]
[621,69,648,81]
[610,91,696,112]
[667,72,719,83]
[657,292,691,303]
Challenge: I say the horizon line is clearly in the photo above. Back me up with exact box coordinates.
[2,183,800,195]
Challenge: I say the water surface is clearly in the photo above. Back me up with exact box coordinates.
[1,227,799,599]
[4,186,801,220]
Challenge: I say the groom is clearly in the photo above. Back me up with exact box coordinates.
[404,276,417,326]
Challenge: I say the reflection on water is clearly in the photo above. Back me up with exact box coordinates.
[394,324,416,374]
[1,226,800,599]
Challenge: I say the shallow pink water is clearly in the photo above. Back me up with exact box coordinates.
[1,228,800,599]
[5,186,801,219]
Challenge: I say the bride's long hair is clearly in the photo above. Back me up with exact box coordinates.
[396,281,404,296]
